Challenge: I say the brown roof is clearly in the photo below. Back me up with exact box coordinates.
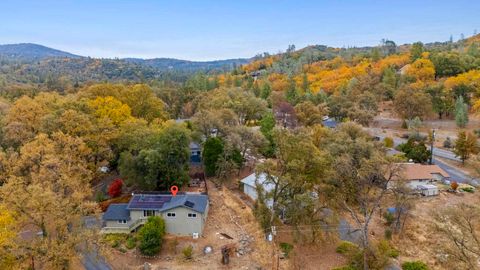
[395,163,450,181]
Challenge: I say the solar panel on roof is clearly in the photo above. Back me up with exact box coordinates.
[184,200,195,208]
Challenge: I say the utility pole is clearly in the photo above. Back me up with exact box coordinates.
[430,129,436,165]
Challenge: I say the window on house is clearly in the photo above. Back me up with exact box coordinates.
[188,213,197,218]
[167,212,176,217]
[118,219,127,224]
[143,210,155,217]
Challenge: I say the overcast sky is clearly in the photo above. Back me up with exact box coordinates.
[1,0,479,61]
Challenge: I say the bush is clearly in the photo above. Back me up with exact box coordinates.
[104,234,125,248]
[138,216,166,256]
[182,245,193,260]
[336,241,358,255]
[108,179,123,198]
[384,228,392,240]
[126,236,136,249]
[450,181,459,191]
[95,191,106,202]
[402,261,429,270]
[279,242,294,258]
[384,137,394,148]
[384,212,394,226]
[461,187,475,193]
[443,137,452,148]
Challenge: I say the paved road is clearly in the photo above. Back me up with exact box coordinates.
[82,216,112,270]
[367,128,478,185]
[368,128,462,162]
[433,158,476,184]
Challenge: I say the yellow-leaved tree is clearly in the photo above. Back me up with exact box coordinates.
[88,96,133,125]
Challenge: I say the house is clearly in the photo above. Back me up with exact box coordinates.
[240,173,275,208]
[189,142,202,164]
[389,163,449,195]
[322,118,338,129]
[102,193,209,236]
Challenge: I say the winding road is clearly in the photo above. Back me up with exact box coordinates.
[368,128,478,184]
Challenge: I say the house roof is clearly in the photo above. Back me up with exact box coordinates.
[103,203,130,221]
[189,142,201,150]
[127,193,208,214]
[396,163,450,181]
[322,118,338,128]
[240,173,275,192]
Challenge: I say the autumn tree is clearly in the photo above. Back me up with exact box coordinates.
[3,95,48,147]
[454,131,479,164]
[325,123,401,270]
[404,58,435,82]
[0,204,16,269]
[88,96,133,126]
[0,132,99,269]
[433,204,480,269]
[294,101,328,126]
[256,128,331,232]
[394,88,432,120]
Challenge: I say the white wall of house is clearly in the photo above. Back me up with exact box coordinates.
[105,220,131,228]
[243,184,259,201]
[388,179,435,190]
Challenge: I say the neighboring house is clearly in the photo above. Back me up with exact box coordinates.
[240,173,275,208]
[189,142,202,164]
[102,193,209,236]
[322,118,338,129]
[389,163,449,195]
[398,64,410,75]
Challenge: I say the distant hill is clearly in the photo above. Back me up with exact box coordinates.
[125,57,250,72]
[0,43,81,60]
[0,43,249,73]
[0,43,251,84]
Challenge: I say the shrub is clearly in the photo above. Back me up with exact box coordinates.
[279,242,294,258]
[138,216,166,256]
[108,179,123,198]
[384,228,392,240]
[336,241,358,255]
[384,137,394,148]
[461,187,475,193]
[182,245,193,260]
[95,191,106,202]
[104,234,125,248]
[126,236,136,249]
[384,212,394,226]
[401,261,429,270]
[474,129,480,138]
[118,247,127,253]
[443,137,452,148]
[450,181,459,191]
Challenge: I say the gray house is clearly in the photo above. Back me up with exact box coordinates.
[102,193,209,236]
[240,173,275,208]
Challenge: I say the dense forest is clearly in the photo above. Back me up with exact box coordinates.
[1,34,480,269]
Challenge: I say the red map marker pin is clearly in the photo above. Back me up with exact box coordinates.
[170,185,178,197]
